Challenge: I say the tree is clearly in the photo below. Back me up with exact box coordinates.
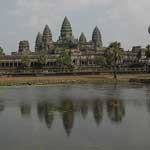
[0,47,4,55]
[105,51,113,66]
[95,56,107,67]
[106,42,124,79]
[21,51,31,68]
[38,51,48,68]
[145,45,150,60]
[57,50,72,67]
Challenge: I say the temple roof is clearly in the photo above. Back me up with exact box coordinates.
[79,32,87,43]
[60,16,73,40]
[62,16,72,30]
[43,25,52,41]
[92,26,101,42]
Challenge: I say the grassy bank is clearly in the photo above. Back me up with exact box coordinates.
[0,74,149,86]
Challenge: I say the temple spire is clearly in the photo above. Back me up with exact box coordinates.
[42,25,53,51]
[35,32,42,52]
[92,26,102,48]
[60,16,73,41]
[79,32,87,44]
[43,25,52,42]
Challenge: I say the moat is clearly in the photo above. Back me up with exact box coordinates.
[0,84,150,150]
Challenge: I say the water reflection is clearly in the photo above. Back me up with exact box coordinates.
[37,101,54,129]
[0,104,5,113]
[60,100,74,136]
[20,103,31,117]
[80,101,88,120]
[92,100,103,126]
[0,85,150,150]
[36,99,125,135]
[107,99,125,123]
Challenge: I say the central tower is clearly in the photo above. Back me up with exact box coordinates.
[42,25,53,51]
[92,26,103,48]
[58,16,74,43]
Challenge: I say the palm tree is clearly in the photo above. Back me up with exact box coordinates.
[106,42,124,79]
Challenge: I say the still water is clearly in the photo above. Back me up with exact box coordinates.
[0,84,150,150]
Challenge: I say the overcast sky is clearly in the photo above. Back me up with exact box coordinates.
[0,0,150,54]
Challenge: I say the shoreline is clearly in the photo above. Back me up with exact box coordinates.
[0,74,149,86]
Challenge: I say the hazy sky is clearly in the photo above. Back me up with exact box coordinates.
[0,0,150,54]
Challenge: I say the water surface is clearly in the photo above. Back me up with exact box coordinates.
[0,84,150,150]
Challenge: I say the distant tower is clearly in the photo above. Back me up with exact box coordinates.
[18,41,30,53]
[92,26,103,48]
[42,25,53,51]
[35,32,43,52]
[148,26,150,34]
[79,32,87,44]
[59,16,74,42]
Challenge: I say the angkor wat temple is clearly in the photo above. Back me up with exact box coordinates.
[34,16,102,53]
[0,16,149,74]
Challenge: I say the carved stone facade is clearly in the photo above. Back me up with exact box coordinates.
[18,41,30,53]
[34,16,103,53]
[0,16,148,72]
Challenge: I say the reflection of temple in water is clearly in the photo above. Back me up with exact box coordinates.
[80,101,88,120]
[0,104,5,112]
[0,99,126,135]
[107,99,125,123]
[37,100,125,135]
[20,103,31,117]
[92,100,103,126]
[37,101,54,129]
[59,100,74,136]
[0,98,126,128]
[35,99,125,135]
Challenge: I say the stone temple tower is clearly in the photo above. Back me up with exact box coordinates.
[42,25,53,51]
[79,32,87,44]
[59,16,74,42]
[92,26,103,48]
[35,32,43,52]
[18,41,30,53]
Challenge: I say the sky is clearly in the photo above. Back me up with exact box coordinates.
[0,0,150,54]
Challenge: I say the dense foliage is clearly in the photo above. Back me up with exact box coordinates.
[57,49,72,66]
[95,56,107,67]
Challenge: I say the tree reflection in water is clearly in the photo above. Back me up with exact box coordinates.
[92,100,103,126]
[20,103,31,117]
[37,101,54,129]
[107,99,125,123]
